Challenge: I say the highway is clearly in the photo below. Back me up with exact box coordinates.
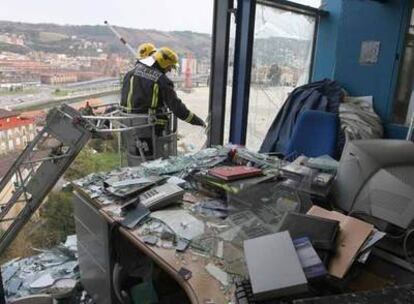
[1,74,209,112]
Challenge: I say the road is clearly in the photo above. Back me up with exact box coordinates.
[0,77,293,153]
[0,78,121,111]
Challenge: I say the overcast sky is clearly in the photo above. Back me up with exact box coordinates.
[1,0,215,33]
[1,0,321,34]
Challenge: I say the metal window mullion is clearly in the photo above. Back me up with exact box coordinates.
[229,0,257,145]
[208,0,233,146]
[309,15,320,82]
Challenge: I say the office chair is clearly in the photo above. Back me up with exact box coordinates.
[285,110,339,160]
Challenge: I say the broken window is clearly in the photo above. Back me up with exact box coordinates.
[246,3,317,150]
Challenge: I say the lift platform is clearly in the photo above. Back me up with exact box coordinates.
[0,103,178,255]
[0,105,92,254]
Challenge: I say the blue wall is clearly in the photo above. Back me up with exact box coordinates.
[313,0,411,137]
[312,0,343,80]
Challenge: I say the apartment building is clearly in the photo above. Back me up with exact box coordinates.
[0,109,36,154]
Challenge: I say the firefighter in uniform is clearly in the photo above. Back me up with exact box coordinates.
[121,46,205,126]
[120,47,205,160]
[135,42,156,61]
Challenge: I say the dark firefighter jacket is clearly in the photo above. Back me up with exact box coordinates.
[120,62,204,126]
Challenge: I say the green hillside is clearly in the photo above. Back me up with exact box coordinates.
[0,20,212,59]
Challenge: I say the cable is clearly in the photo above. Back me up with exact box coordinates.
[403,228,414,265]
[385,230,407,240]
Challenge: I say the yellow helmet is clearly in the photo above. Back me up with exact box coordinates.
[153,47,179,70]
[136,43,156,59]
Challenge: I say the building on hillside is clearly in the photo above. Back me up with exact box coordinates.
[40,72,78,85]
[0,109,36,155]
[0,33,25,46]
[0,60,51,74]
[180,57,197,76]
[0,70,41,89]
[20,110,47,126]
[0,151,46,231]
[196,59,210,75]
[75,71,103,82]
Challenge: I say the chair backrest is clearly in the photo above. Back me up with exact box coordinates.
[286,110,338,159]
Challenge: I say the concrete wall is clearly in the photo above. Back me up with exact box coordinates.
[313,0,412,138]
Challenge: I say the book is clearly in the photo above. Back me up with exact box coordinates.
[208,166,263,181]
[293,237,327,280]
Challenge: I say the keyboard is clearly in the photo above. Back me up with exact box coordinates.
[234,279,286,304]
[235,279,256,304]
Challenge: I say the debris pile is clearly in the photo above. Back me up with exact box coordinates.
[1,235,79,301]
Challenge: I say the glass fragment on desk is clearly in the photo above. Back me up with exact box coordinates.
[137,220,164,236]
[192,199,233,219]
[140,146,230,178]
[218,225,243,242]
[280,178,332,198]
[166,176,187,186]
[104,176,166,198]
[222,241,247,276]
[150,209,205,240]
[240,219,274,240]
[103,205,123,217]
[228,182,308,219]
[182,192,201,204]
[205,263,229,286]
[230,146,283,169]
[104,177,154,188]
[227,210,257,226]
[219,212,273,247]
[190,234,220,256]
[142,157,190,175]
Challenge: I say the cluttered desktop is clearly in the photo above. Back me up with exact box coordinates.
[72,140,414,304]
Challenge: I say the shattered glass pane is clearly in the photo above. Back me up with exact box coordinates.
[191,199,233,219]
[230,146,283,169]
[1,235,80,301]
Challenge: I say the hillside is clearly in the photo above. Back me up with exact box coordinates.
[0,20,212,59]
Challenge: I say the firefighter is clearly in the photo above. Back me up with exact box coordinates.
[121,47,205,128]
[135,42,156,61]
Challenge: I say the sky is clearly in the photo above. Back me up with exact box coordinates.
[0,0,215,33]
[1,0,321,34]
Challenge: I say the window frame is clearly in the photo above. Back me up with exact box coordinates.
[228,0,326,145]
[391,3,414,126]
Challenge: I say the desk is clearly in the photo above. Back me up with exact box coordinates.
[73,186,231,304]
[72,147,414,304]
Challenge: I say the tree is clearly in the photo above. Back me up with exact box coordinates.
[30,191,76,248]
[1,191,77,263]
[64,146,119,181]
[0,220,43,264]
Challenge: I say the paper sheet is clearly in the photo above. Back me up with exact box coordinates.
[205,263,229,286]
